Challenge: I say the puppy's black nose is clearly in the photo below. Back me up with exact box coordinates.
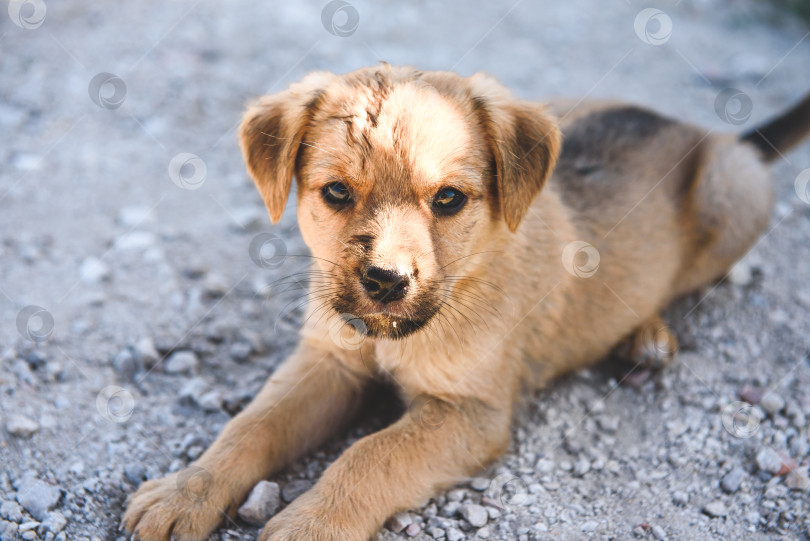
[361,266,409,303]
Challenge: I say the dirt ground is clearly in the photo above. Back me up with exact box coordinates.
[1,0,810,540]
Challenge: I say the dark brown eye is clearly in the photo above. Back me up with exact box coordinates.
[432,187,467,215]
[322,182,351,206]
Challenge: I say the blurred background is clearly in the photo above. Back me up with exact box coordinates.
[1,1,809,540]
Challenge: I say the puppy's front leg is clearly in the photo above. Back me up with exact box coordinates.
[123,340,367,541]
[260,394,512,541]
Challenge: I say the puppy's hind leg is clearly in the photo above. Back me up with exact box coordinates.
[625,315,679,371]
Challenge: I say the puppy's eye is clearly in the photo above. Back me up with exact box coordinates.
[432,187,467,215]
[322,182,352,206]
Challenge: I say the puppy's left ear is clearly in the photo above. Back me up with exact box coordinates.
[470,75,562,232]
[239,72,334,223]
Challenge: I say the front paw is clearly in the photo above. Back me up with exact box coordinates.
[122,466,232,541]
[258,491,365,541]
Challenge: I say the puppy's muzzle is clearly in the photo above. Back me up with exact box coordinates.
[360,266,410,303]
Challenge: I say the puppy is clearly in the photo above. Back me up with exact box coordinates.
[123,65,810,540]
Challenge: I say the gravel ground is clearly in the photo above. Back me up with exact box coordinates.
[2,1,810,540]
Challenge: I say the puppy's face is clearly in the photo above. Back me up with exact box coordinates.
[240,66,561,339]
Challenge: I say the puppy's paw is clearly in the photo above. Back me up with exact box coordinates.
[628,317,679,370]
[258,490,364,541]
[122,466,231,541]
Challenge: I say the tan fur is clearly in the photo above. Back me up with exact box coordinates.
[123,65,786,541]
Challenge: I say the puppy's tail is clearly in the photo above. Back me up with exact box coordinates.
[741,92,810,162]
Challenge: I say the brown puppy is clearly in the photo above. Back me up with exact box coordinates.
[123,65,810,541]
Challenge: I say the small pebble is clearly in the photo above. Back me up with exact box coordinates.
[0,520,18,539]
[785,469,809,491]
[16,478,61,521]
[460,504,488,528]
[404,522,421,537]
[760,392,785,415]
[386,512,413,533]
[535,458,554,474]
[739,385,763,405]
[118,205,154,227]
[446,527,464,541]
[5,414,39,437]
[671,491,688,506]
[469,477,490,491]
[79,257,110,284]
[0,500,23,522]
[728,261,752,286]
[756,448,784,474]
[237,481,280,526]
[164,350,199,374]
[427,526,445,538]
[651,524,667,540]
[134,337,160,366]
[580,520,598,532]
[573,459,590,477]
[702,500,727,518]
[38,512,66,534]
[721,467,744,493]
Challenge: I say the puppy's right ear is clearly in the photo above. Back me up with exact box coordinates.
[239,72,334,223]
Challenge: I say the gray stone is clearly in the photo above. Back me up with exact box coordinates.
[118,205,154,228]
[387,512,413,533]
[115,231,156,251]
[237,481,280,526]
[580,520,598,532]
[597,416,619,433]
[760,392,785,415]
[164,350,198,374]
[133,337,160,367]
[202,273,229,298]
[446,527,464,541]
[785,469,809,491]
[5,414,39,438]
[459,504,487,527]
[38,512,66,534]
[79,257,109,284]
[573,459,591,477]
[702,500,727,518]
[0,520,18,540]
[112,348,138,380]
[16,478,61,521]
[0,500,23,522]
[651,524,667,540]
[469,477,489,491]
[427,526,445,538]
[439,501,460,518]
[281,479,312,503]
[721,467,744,493]
[535,458,554,474]
[124,463,146,485]
[756,448,784,474]
[404,522,421,537]
[728,261,752,286]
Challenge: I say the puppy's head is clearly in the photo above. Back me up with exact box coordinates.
[240,65,560,339]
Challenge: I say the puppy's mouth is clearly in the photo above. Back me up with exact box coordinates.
[330,294,440,340]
